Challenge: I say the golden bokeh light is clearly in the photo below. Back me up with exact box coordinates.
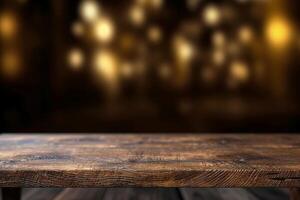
[187,0,200,10]
[129,5,145,26]
[265,16,293,49]
[238,25,253,44]
[121,62,135,78]
[203,5,221,26]
[71,22,85,37]
[94,50,119,81]
[68,48,84,70]
[93,17,115,44]
[79,0,100,23]
[159,63,171,79]
[173,36,194,64]
[149,0,163,9]
[0,12,18,40]
[1,51,21,79]
[147,26,162,43]
[212,31,226,48]
[212,49,226,66]
[136,0,163,9]
[230,61,249,82]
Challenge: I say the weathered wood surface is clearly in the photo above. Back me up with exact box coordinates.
[0,134,299,187]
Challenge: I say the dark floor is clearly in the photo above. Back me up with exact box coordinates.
[0,188,290,200]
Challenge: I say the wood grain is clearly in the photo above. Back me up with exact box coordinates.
[0,134,299,187]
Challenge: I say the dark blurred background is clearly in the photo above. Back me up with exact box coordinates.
[1,0,300,133]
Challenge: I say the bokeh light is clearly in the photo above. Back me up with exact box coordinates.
[229,60,249,82]
[94,50,119,81]
[71,22,85,37]
[1,50,21,79]
[173,36,194,64]
[147,26,162,43]
[265,16,293,49]
[0,12,18,40]
[68,48,84,70]
[93,17,115,44]
[203,5,221,26]
[79,0,100,23]
[238,25,253,44]
[129,5,145,26]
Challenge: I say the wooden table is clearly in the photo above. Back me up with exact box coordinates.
[0,134,299,200]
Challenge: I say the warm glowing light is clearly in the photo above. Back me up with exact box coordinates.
[79,0,100,23]
[173,36,194,64]
[121,62,134,78]
[147,26,162,43]
[93,18,115,43]
[94,50,118,81]
[0,12,18,40]
[68,48,84,70]
[149,0,163,9]
[203,5,221,26]
[136,0,162,9]
[228,42,240,56]
[230,61,249,82]
[239,25,253,44]
[1,51,20,78]
[212,31,225,48]
[129,6,145,26]
[71,22,84,37]
[212,49,226,66]
[159,63,171,79]
[265,16,293,48]
[187,0,200,10]
[136,0,147,5]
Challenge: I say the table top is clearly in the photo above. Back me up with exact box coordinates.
[0,134,299,187]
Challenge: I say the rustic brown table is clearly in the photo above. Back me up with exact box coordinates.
[0,134,299,200]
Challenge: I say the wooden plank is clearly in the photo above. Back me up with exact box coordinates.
[102,188,182,200]
[0,134,299,187]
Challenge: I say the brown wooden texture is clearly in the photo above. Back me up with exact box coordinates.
[0,134,299,187]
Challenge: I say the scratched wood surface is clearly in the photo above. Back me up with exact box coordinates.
[0,134,299,187]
